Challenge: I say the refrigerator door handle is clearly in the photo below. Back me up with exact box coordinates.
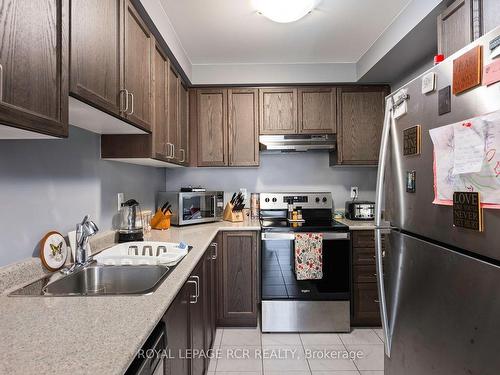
[374,100,394,357]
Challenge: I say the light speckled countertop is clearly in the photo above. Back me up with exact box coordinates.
[0,220,260,375]
[336,218,376,230]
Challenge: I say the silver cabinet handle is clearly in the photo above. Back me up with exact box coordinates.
[0,63,3,101]
[119,89,129,113]
[211,242,218,260]
[166,143,174,159]
[374,99,394,357]
[191,275,200,298]
[127,91,134,115]
[171,143,176,160]
[186,279,197,304]
[180,148,186,163]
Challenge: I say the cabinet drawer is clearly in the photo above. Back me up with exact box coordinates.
[353,265,377,283]
[352,283,381,326]
[352,231,375,248]
[353,247,376,266]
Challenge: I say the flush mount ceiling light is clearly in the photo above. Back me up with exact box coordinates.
[253,0,315,23]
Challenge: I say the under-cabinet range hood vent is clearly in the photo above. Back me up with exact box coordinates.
[259,134,336,153]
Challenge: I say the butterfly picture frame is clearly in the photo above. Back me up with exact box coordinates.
[39,231,68,271]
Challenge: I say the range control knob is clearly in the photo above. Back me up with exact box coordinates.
[315,197,320,203]
[272,197,277,203]
[265,198,270,203]
[322,197,328,203]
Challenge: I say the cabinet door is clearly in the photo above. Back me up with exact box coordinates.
[228,89,259,166]
[70,0,121,115]
[337,86,388,165]
[178,81,189,166]
[259,88,297,134]
[218,231,258,326]
[0,0,68,137]
[298,87,336,134]
[197,89,228,166]
[437,0,479,58]
[204,243,217,352]
[352,283,381,326]
[123,0,153,131]
[152,43,168,160]
[164,283,190,375]
[190,262,206,375]
[167,63,179,162]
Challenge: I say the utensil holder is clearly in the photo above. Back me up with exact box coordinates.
[151,209,171,230]
[223,202,244,222]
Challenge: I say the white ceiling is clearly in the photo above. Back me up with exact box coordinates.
[159,0,412,65]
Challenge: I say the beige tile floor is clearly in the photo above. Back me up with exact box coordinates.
[207,326,385,375]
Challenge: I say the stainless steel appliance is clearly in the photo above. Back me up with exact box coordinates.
[376,27,500,375]
[118,199,144,243]
[126,322,166,375]
[260,192,351,332]
[345,201,375,220]
[157,191,224,226]
[259,134,336,152]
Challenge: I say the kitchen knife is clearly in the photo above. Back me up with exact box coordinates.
[161,201,170,214]
[230,192,237,204]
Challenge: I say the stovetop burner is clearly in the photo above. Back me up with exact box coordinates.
[260,218,349,232]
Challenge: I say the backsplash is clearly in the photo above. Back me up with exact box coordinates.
[0,126,165,267]
[165,152,377,209]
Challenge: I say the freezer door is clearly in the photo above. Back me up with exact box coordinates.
[383,230,500,375]
[383,26,500,262]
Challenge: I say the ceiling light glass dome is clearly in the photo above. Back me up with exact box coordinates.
[253,0,315,23]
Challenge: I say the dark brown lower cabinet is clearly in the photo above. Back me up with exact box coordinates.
[164,243,217,375]
[217,231,259,327]
[163,282,190,375]
[351,230,382,327]
[190,261,205,375]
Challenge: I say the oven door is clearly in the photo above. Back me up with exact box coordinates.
[179,193,219,225]
[261,232,351,301]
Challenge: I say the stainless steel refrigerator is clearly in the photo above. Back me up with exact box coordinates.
[375,26,500,374]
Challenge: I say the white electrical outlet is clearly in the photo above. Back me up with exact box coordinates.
[117,193,124,211]
[350,187,359,199]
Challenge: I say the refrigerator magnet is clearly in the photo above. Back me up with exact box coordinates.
[438,86,451,115]
[453,45,482,95]
[406,171,416,193]
[422,72,436,94]
[403,125,421,156]
[453,192,484,232]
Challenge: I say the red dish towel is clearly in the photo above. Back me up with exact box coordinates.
[294,233,323,280]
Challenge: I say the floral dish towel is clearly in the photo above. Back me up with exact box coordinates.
[294,233,323,280]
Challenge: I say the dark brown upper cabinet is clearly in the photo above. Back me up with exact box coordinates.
[70,0,121,115]
[197,89,228,167]
[179,81,190,166]
[228,89,259,167]
[0,0,68,138]
[259,88,297,134]
[167,63,180,162]
[334,86,389,165]
[152,42,169,161]
[217,231,259,327]
[123,0,154,132]
[298,87,337,134]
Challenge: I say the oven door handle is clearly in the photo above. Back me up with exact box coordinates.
[261,232,350,241]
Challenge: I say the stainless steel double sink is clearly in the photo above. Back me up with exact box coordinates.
[9,263,171,297]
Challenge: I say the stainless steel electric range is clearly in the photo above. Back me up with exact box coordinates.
[259,192,351,333]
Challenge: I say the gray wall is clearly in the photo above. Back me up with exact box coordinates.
[165,152,377,209]
[0,126,165,267]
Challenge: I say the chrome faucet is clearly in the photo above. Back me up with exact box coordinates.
[62,215,99,274]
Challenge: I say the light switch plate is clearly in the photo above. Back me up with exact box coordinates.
[117,193,124,211]
[351,187,359,199]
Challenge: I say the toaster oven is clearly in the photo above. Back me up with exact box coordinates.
[157,191,224,226]
[345,201,375,221]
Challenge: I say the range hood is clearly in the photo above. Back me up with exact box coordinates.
[259,134,336,153]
